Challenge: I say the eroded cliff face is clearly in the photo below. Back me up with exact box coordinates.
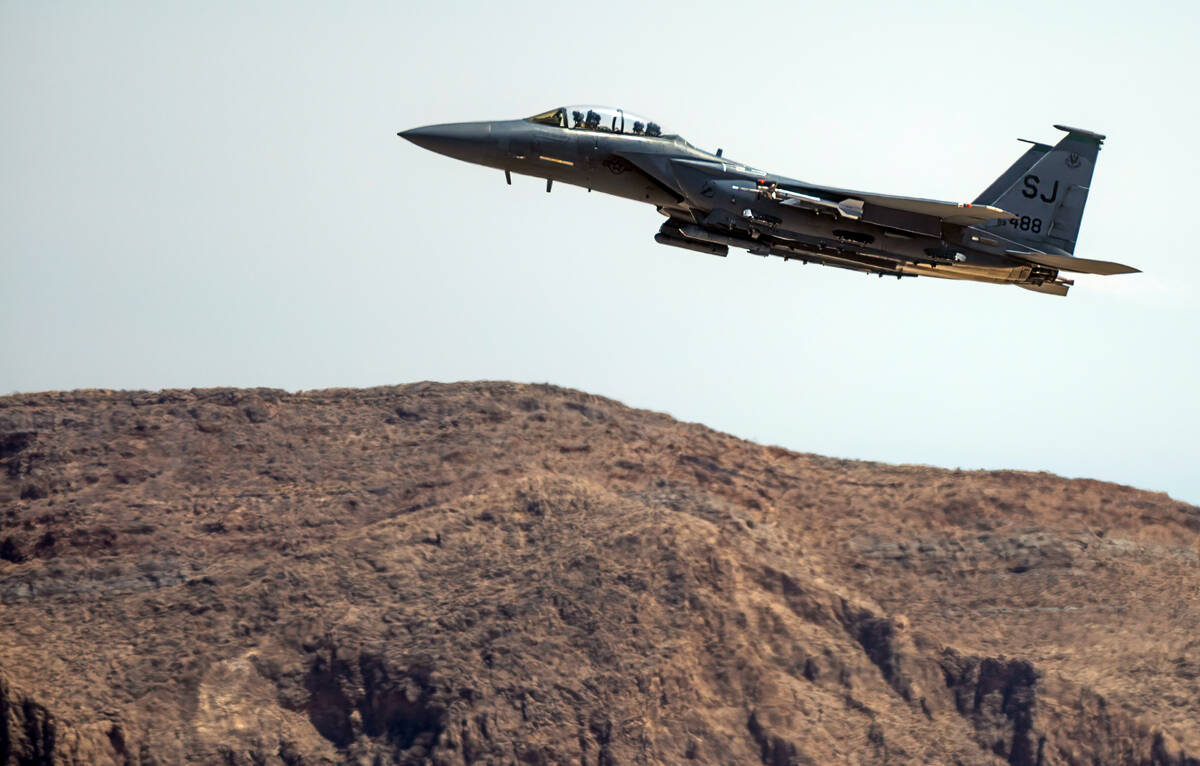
[1,383,1197,765]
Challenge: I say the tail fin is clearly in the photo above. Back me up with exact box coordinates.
[973,140,1051,205]
[978,125,1105,254]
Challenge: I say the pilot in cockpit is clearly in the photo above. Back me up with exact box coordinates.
[533,106,666,138]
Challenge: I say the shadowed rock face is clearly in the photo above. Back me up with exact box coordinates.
[0,382,1197,765]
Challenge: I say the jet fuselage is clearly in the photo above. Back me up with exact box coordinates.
[400,108,1135,296]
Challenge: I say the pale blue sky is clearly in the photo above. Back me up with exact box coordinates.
[3,1,1198,502]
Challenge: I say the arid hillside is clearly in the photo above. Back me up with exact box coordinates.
[1,382,1197,765]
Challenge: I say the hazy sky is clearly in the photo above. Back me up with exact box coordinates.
[3,1,1198,503]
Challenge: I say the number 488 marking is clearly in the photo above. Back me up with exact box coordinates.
[1003,216,1043,234]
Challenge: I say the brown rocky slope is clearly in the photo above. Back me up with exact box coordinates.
[1,382,1197,765]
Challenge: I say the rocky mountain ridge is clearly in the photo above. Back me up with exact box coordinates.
[1,382,1197,764]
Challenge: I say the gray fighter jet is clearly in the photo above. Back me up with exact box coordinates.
[400,106,1137,296]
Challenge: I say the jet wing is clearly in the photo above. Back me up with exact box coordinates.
[761,185,1013,234]
[853,193,1015,226]
[653,155,1014,234]
[770,177,1016,235]
[1005,250,1140,275]
[795,188,1015,236]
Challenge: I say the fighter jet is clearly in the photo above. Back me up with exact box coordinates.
[400,106,1137,296]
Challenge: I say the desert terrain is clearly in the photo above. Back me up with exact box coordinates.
[1,382,1197,764]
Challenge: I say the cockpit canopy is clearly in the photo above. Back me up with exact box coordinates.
[527,105,672,138]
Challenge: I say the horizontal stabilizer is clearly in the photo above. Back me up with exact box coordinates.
[1007,250,1139,275]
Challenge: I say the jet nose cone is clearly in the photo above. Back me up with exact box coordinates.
[398,121,494,161]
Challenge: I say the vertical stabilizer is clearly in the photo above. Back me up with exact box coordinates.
[973,140,1051,205]
[979,126,1104,254]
